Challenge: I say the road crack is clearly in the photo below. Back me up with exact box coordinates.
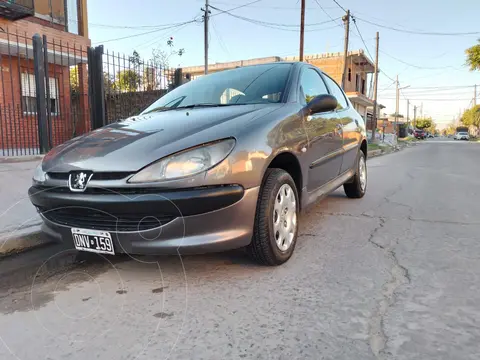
[316,211,480,226]
[367,218,410,360]
[367,217,386,250]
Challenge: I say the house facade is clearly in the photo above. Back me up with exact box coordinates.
[181,50,376,121]
[0,0,90,156]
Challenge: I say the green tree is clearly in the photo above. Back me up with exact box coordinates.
[103,72,115,92]
[415,117,433,129]
[466,39,480,71]
[115,70,142,92]
[425,122,437,135]
[69,66,79,93]
[390,113,404,118]
[461,105,480,127]
[129,50,142,71]
[445,123,457,136]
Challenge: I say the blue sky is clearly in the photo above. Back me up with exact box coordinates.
[87,0,480,126]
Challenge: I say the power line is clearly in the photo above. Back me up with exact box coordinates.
[380,49,463,70]
[381,85,475,91]
[351,15,374,62]
[67,18,191,30]
[380,98,474,101]
[207,0,338,10]
[379,71,396,83]
[94,0,261,43]
[94,20,200,44]
[378,80,396,95]
[382,90,476,97]
[134,21,194,51]
[209,0,264,17]
[331,0,347,12]
[313,0,343,28]
[210,5,341,28]
[210,17,230,57]
[209,5,341,31]
[355,16,480,36]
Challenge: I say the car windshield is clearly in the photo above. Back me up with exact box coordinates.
[142,63,292,114]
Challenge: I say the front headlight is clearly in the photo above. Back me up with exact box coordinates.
[32,163,46,184]
[128,138,236,183]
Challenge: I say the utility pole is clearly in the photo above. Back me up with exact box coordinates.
[299,0,305,61]
[413,105,417,129]
[394,75,399,138]
[341,10,350,89]
[202,0,210,75]
[475,84,477,107]
[406,99,410,130]
[370,32,379,142]
[420,102,423,118]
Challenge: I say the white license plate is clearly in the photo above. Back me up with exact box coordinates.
[71,228,115,255]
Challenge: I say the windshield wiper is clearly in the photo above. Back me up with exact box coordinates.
[173,103,235,109]
[144,103,245,115]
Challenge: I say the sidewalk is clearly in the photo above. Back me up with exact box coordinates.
[0,157,51,255]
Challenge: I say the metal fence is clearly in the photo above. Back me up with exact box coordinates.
[102,50,175,124]
[0,31,177,157]
[0,31,42,156]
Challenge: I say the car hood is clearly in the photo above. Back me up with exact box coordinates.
[42,104,280,172]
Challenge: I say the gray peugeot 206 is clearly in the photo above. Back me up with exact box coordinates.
[29,62,367,265]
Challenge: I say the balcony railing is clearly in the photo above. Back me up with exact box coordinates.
[0,0,34,20]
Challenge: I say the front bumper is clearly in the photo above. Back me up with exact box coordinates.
[28,185,259,255]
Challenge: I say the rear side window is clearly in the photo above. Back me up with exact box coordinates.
[322,74,349,110]
[298,68,329,105]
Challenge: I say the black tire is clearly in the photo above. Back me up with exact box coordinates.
[344,151,367,199]
[247,168,299,266]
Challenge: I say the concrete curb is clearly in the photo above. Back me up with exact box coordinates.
[0,225,53,257]
[0,242,79,290]
[368,149,383,158]
[367,141,415,159]
[0,154,44,163]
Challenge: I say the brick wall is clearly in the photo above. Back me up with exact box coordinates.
[0,57,78,152]
[0,15,90,48]
[0,18,90,155]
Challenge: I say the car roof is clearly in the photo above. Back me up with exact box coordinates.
[233,61,326,75]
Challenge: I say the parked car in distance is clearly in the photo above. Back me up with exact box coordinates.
[414,129,426,139]
[28,62,368,266]
[454,132,469,140]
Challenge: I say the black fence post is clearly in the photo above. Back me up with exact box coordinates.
[32,34,49,154]
[42,34,52,149]
[174,68,183,88]
[88,45,105,130]
[94,45,105,128]
[87,46,95,128]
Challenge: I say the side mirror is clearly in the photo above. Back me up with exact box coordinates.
[306,94,337,114]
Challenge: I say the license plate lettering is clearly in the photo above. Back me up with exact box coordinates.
[71,228,115,255]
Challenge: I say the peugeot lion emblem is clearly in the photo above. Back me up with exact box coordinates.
[68,171,93,192]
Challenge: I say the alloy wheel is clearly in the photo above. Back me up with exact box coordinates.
[272,184,297,251]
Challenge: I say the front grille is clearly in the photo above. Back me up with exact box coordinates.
[47,172,133,181]
[35,184,235,195]
[40,207,176,232]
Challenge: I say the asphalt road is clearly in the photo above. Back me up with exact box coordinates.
[1,138,480,360]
